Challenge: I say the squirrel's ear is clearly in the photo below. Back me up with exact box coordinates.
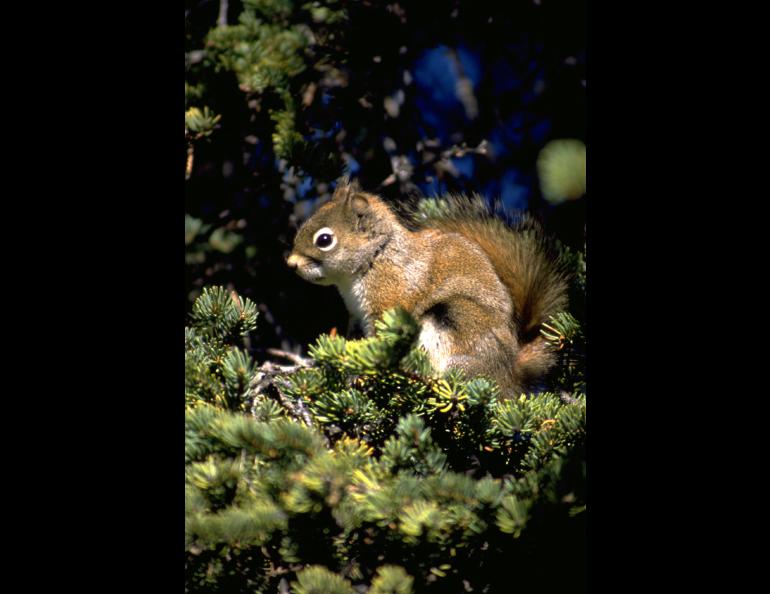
[346,193,373,231]
[350,194,369,216]
[333,177,361,201]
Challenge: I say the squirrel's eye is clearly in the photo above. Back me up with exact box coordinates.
[313,227,337,251]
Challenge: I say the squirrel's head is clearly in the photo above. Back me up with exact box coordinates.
[287,180,399,286]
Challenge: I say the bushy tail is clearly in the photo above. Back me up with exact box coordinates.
[410,195,569,384]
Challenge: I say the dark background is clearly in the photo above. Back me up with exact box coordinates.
[185,0,586,357]
[9,1,730,591]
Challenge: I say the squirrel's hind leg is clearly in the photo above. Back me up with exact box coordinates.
[417,302,520,397]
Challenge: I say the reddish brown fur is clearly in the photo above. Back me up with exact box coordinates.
[287,182,568,397]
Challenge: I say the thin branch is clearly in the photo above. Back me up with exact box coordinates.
[248,360,316,429]
[377,140,489,189]
[265,348,312,367]
[217,0,228,27]
[559,391,581,405]
[446,48,479,120]
[186,50,206,66]
[186,145,195,180]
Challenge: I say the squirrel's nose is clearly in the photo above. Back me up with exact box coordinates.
[286,254,300,270]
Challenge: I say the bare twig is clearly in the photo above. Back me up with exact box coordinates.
[249,361,304,390]
[186,145,195,180]
[290,394,315,427]
[217,0,229,27]
[248,359,316,428]
[265,348,312,367]
[378,139,489,189]
[186,50,206,66]
[446,48,479,120]
[559,391,581,405]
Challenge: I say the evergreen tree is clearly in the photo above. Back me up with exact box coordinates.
[184,3,586,590]
[185,242,586,593]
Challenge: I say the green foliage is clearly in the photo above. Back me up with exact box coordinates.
[537,139,587,205]
[185,1,587,586]
[185,106,221,140]
[369,565,415,594]
[196,1,347,160]
[184,215,245,267]
[191,285,258,341]
[291,565,356,594]
[186,286,259,410]
[185,272,586,592]
[271,105,304,160]
[205,16,308,95]
[185,214,208,247]
[541,311,586,394]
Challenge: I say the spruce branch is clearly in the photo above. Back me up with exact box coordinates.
[248,359,317,429]
[187,296,585,591]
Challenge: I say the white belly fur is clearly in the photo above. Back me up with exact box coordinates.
[338,279,371,333]
[418,318,453,372]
